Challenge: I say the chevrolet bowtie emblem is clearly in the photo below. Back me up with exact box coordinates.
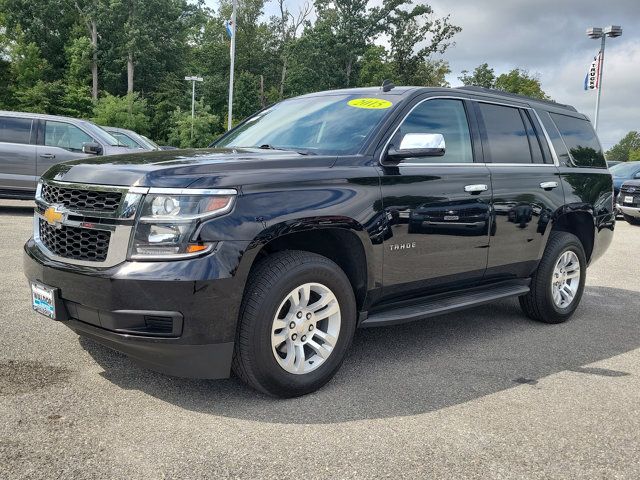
[43,205,66,228]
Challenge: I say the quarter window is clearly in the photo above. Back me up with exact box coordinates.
[45,121,94,152]
[0,117,33,144]
[477,103,532,164]
[549,113,605,168]
[394,99,473,163]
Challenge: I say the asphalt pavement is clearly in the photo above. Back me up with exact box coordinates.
[1,199,639,479]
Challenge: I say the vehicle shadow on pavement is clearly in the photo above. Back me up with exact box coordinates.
[79,285,639,424]
[0,205,34,217]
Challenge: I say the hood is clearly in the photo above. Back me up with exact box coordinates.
[42,148,337,188]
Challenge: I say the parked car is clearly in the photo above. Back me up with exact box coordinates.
[0,111,132,199]
[609,161,640,197]
[606,160,621,168]
[617,180,640,225]
[102,126,178,151]
[24,86,614,397]
[102,126,160,151]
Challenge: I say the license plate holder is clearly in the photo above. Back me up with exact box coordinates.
[31,282,65,320]
[624,195,634,204]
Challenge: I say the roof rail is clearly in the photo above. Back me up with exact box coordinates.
[456,86,577,112]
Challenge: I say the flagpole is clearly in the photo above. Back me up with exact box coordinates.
[227,0,237,131]
[593,35,606,132]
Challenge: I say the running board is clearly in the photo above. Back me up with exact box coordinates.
[360,281,530,328]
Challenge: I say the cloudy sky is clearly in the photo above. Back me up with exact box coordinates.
[211,0,639,149]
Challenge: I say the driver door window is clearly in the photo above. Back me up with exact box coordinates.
[45,121,93,152]
[394,99,473,163]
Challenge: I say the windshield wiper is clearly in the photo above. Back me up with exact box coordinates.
[256,144,313,155]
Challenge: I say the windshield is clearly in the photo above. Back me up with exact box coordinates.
[82,122,124,147]
[140,134,160,149]
[214,94,396,155]
[610,162,640,177]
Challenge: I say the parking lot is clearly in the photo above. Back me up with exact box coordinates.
[1,198,639,479]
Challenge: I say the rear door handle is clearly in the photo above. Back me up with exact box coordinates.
[540,181,559,190]
[39,153,56,159]
[464,184,488,193]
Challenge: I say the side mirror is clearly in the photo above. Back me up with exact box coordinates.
[82,142,103,155]
[386,133,445,161]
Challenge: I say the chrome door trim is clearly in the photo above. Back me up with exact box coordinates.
[379,95,562,168]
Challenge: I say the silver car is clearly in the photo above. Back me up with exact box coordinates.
[0,111,132,199]
[102,126,160,151]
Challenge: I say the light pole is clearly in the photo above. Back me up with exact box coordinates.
[586,25,622,132]
[227,0,237,131]
[184,75,203,144]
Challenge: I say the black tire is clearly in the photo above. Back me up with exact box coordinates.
[519,231,587,324]
[622,213,640,225]
[232,250,357,397]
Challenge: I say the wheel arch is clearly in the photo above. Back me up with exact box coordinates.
[549,209,596,263]
[243,217,376,312]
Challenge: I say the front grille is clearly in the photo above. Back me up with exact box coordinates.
[39,219,110,262]
[41,183,122,212]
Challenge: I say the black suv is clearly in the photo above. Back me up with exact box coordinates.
[24,86,615,397]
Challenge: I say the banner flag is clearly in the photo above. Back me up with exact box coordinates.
[585,51,602,90]
[225,19,234,39]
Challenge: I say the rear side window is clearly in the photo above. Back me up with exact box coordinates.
[0,117,33,144]
[45,121,94,152]
[549,113,605,168]
[477,103,532,164]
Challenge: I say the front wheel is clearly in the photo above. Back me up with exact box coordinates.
[519,231,587,324]
[622,213,640,225]
[232,250,356,397]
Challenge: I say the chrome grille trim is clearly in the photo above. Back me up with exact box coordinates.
[34,180,145,267]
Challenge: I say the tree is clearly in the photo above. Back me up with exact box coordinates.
[458,63,495,88]
[494,68,549,100]
[92,93,150,133]
[382,2,460,85]
[271,0,312,98]
[167,100,223,148]
[606,131,640,163]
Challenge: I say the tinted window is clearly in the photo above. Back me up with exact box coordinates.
[215,95,393,155]
[478,103,532,163]
[45,121,94,152]
[521,111,545,164]
[0,117,33,144]
[550,113,605,168]
[395,99,473,163]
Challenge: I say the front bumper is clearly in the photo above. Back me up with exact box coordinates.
[618,204,640,218]
[23,239,251,379]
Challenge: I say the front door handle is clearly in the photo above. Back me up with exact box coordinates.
[540,181,559,190]
[464,184,488,194]
[39,153,56,159]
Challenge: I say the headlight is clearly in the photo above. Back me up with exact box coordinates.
[129,188,236,260]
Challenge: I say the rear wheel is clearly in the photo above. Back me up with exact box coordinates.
[232,250,356,397]
[519,231,586,324]
[622,213,640,225]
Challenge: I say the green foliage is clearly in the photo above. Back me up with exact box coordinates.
[92,93,150,134]
[494,68,549,100]
[606,131,640,163]
[167,101,223,148]
[1,0,466,144]
[458,63,495,88]
[458,64,549,100]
